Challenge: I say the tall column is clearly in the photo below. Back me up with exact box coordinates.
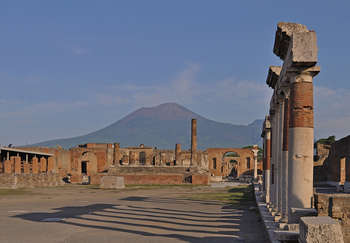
[274,102,280,212]
[32,156,39,174]
[252,145,259,180]
[281,96,290,221]
[277,99,284,215]
[270,109,276,209]
[175,143,181,166]
[40,157,47,173]
[129,151,136,165]
[265,118,272,204]
[288,71,318,222]
[14,156,21,174]
[191,119,197,166]
[113,143,121,165]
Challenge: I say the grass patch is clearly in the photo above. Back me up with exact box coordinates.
[125,184,204,190]
[0,188,33,196]
[184,185,255,208]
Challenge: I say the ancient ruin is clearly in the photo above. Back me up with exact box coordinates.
[257,22,345,242]
[0,118,261,188]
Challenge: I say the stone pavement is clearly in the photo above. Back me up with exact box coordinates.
[0,186,267,243]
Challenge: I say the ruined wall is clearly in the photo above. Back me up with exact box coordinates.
[0,173,64,189]
[314,136,350,183]
[315,193,350,242]
[206,148,256,178]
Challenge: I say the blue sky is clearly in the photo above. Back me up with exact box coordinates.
[1,1,350,145]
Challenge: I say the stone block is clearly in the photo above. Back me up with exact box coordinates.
[274,230,299,242]
[299,216,344,243]
[291,31,318,66]
[100,176,125,189]
[290,208,317,224]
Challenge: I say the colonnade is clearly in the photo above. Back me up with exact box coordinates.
[261,22,320,223]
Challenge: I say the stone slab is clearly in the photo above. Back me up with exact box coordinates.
[290,207,317,224]
[100,176,125,189]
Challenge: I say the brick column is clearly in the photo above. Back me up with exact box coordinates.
[281,96,290,221]
[277,99,284,215]
[288,71,318,222]
[14,156,21,174]
[23,162,30,174]
[4,160,12,174]
[175,143,181,166]
[113,143,121,165]
[32,157,39,174]
[191,119,197,166]
[40,157,47,173]
[47,157,56,173]
[270,108,277,210]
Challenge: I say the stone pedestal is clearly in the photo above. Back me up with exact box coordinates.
[299,216,344,243]
[100,176,125,189]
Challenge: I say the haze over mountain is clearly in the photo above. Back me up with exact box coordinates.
[30,103,263,149]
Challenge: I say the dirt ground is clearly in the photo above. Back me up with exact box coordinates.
[0,185,267,243]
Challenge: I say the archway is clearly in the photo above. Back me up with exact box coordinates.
[229,159,238,178]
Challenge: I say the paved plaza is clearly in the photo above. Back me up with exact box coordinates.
[0,185,267,243]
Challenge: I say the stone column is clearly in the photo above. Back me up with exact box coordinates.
[270,109,276,209]
[191,119,197,166]
[129,151,136,165]
[273,101,281,213]
[288,71,318,222]
[277,99,284,215]
[175,143,181,166]
[252,145,259,180]
[265,118,272,204]
[281,95,290,221]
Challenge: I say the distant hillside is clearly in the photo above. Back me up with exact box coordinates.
[30,103,263,149]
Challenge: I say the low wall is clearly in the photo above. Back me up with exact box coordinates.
[0,173,64,189]
[122,174,184,185]
[315,193,350,242]
[192,174,209,185]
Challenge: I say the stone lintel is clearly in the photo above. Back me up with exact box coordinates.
[273,22,308,60]
[266,66,282,88]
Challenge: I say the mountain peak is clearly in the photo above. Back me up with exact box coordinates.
[29,103,263,149]
[121,102,201,123]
